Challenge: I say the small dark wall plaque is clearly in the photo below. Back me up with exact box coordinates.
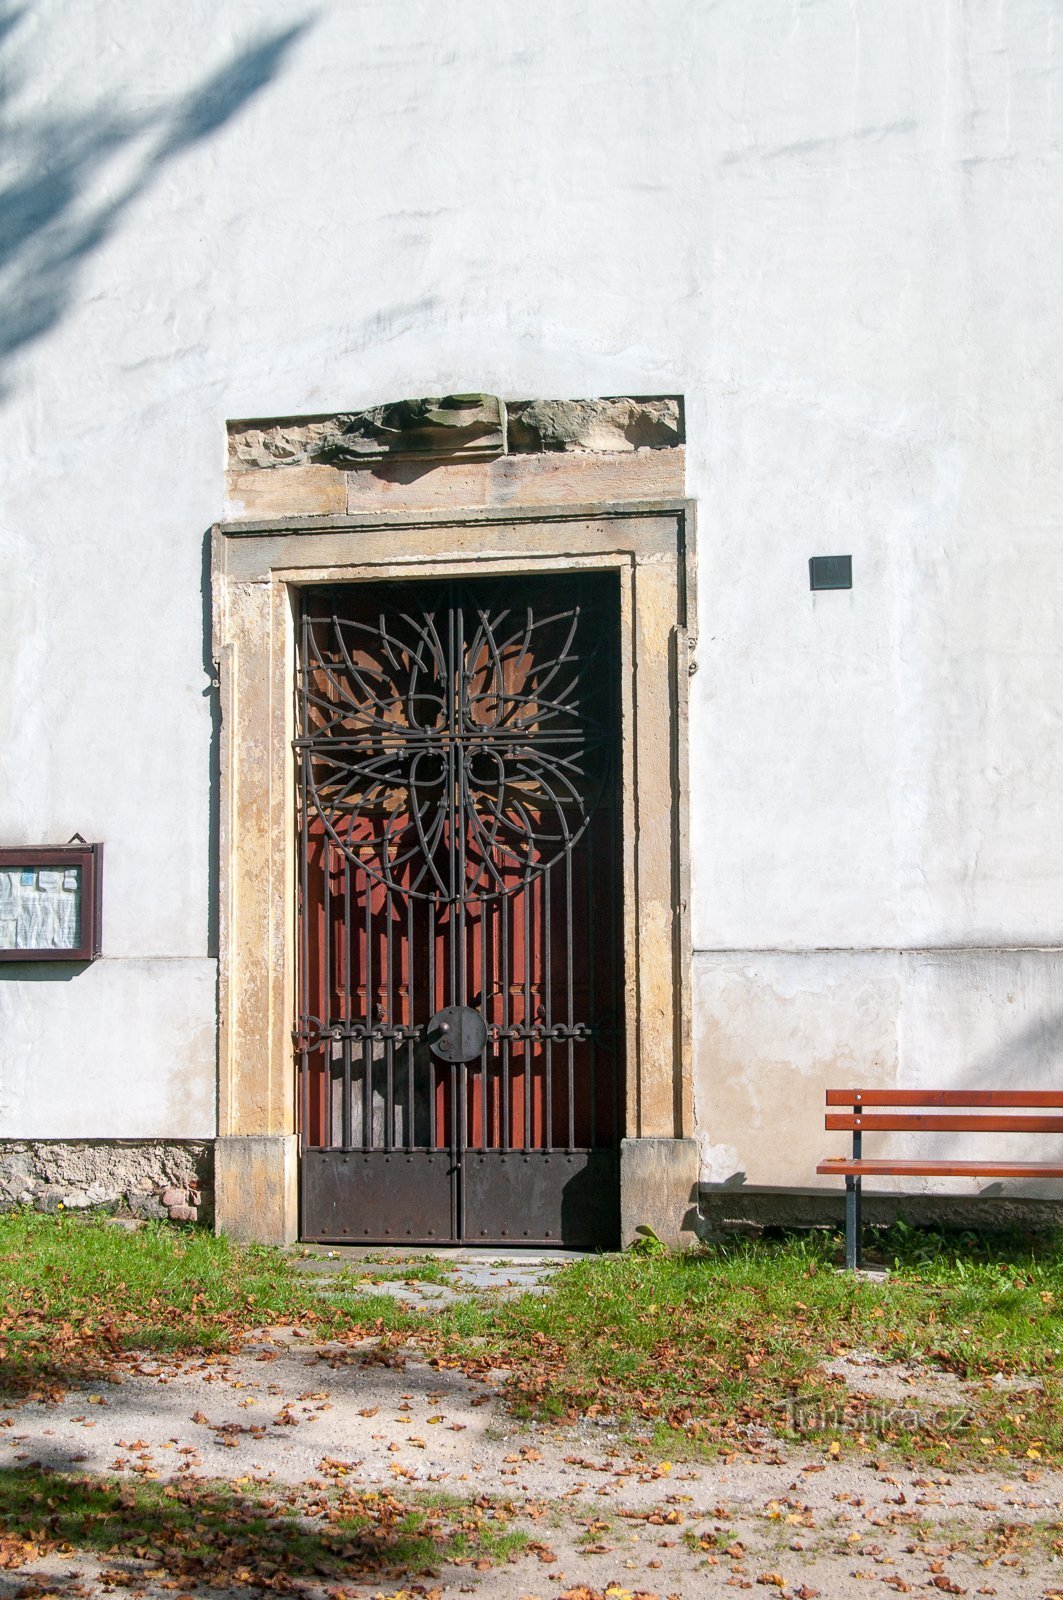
[0,843,103,962]
[809,555,852,591]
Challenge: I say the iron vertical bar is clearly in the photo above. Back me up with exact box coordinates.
[383,1040,393,1152]
[473,599,489,1154]
[565,845,575,1153]
[586,839,597,1151]
[299,840,311,1151]
[341,852,352,1150]
[407,890,415,1148]
[322,800,333,1148]
[363,803,373,1151]
[523,867,533,1152]
[455,596,467,1010]
[453,1060,461,1241]
[384,841,394,1153]
[610,754,620,1150]
[501,890,510,1150]
[428,896,437,1151]
[478,881,488,1153]
[544,858,553,1151]
[447,595,459,1006]
[450,594,464,1234]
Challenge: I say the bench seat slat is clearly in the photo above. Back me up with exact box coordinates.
[817,1159,1063,1177]
[825,1089,1063,1108]
[826,1113,1063,1132]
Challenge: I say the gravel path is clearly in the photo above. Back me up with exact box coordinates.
[2,1326,1063,1600]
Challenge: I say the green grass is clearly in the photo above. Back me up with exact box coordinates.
[0,1466,528,1586]
[0,1210,426,1394]
[3,1212,1063,1466]
[419,1225,1063,1464]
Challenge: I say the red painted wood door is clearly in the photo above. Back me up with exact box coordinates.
[295,573,622,1246]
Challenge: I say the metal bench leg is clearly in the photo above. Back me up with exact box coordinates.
[845,1174,862,1270]
[845,1116,863,1270]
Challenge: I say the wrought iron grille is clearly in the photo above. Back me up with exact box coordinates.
[295,573,622,1245]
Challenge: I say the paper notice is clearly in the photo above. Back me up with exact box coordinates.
[0,866,81,951]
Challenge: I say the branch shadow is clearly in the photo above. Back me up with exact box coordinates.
[0,4,313,396]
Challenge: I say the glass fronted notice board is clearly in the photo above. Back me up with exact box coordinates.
[0,844,103,962]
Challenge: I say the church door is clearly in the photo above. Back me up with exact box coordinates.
[295,572,623,1247]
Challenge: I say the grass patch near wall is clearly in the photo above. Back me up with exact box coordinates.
[0,1211,424,1395]
[421,1229,1063,1466]
[3,1212,1063,1466]
[0,1466,530,1589]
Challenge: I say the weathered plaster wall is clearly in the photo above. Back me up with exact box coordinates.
[697,951,1063,1192]
[1,3,1061,1188]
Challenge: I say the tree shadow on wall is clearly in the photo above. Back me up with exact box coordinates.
[0,3,313,397]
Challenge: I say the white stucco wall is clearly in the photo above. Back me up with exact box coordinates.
[1,2,1061,1172]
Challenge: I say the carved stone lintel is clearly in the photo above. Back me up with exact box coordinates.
[227,395,684,471]
[507,397,682,454]
[227,418,336,470]
[315,394,506,464]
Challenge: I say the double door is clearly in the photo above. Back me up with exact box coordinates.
[295,572,622,1246]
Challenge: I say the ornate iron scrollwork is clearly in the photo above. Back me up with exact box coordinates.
[296,588,613,901]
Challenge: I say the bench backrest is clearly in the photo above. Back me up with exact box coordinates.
[825,1089,1063,1133]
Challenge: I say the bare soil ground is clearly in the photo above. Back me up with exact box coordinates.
[2,1330,1063,1600]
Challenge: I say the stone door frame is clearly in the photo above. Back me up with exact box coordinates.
[210,499,697,1245]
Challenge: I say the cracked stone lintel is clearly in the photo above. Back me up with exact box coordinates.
[228,395,683,470]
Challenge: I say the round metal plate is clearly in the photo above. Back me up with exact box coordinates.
[427,1004,488,1062]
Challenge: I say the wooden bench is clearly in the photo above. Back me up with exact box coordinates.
[817,1090,1063,1269]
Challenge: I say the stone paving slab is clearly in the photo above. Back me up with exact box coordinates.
[291,1246,587,1309]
